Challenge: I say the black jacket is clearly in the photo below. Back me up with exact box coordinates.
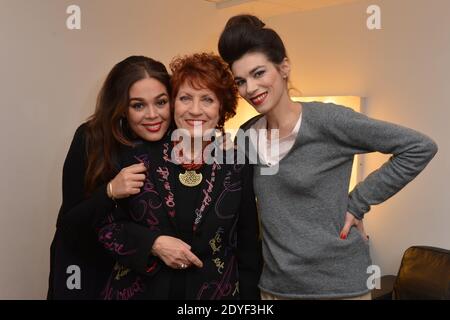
[48,123,116,299]
[47,124,168,299]
[97,135,262,300]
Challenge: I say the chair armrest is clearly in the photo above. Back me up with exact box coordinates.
[371,275,397,300]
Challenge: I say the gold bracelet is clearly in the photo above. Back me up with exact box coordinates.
[107,182,115,200]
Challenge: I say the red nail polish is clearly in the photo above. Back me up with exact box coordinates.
[340,233,347,240]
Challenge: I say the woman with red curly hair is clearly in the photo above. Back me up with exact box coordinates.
[96,53,262,300]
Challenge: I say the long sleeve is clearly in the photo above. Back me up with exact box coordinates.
[236,164,262,299]
[56,124,116,252]
[97,205,163,276]
[93,140,166,276]
[325,104,438,219]
[56,124,157,263]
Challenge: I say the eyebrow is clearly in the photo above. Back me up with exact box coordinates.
[235,65,265,79]
[178,91,213,98]
[129,93,168,102]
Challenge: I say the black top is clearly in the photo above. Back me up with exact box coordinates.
[173,164,202,242]
[48,123,116,299]
[96,136,263,300]
[49,124,158,299]
[169,164,204,299]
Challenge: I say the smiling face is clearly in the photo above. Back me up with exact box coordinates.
[231,51,290,115]
[127,77,171,141]
[174,81,221,138]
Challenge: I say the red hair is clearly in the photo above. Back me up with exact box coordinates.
[169,53,238,130]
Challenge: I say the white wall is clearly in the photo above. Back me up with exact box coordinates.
[1,0,448,299]
[267,0,449,275]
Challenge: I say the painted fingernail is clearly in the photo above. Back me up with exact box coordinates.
[340,233,347,240]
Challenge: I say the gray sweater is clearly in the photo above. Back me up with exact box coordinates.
[240,101,438,299]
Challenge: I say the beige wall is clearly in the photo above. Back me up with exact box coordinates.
[0,0,448,299]
[267,0,449,275]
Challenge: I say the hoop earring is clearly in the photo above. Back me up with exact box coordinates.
[119,117,126,130]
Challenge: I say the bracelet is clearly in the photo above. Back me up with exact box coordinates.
[107,181,115,200]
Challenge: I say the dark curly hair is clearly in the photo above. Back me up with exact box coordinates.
[218,14,288,67]
[169,52,238,130]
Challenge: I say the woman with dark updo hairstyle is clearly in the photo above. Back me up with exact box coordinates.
[218,14,437,300]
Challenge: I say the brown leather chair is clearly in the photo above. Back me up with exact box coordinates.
[372,246,450,300]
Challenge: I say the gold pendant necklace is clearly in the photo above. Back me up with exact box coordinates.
[179,170,203,187]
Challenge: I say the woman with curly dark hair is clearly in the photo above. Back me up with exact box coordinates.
[97,53,262,300]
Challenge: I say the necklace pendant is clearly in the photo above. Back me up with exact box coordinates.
[179,170,203,187]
